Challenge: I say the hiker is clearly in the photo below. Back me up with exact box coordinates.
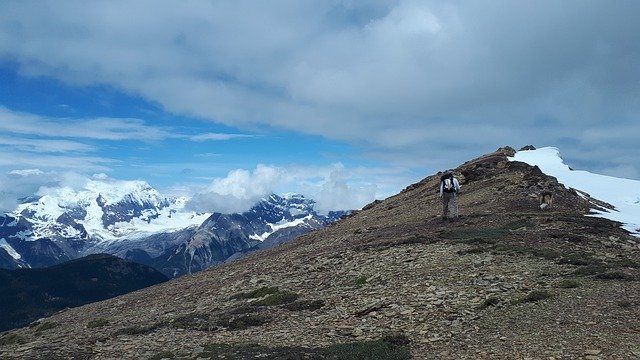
[439,172,460,221]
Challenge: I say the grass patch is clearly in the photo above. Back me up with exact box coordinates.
[355,275,368,286]
[513,290,553,304]
[113,322,164,336]
[253,291,299,306]
[230,286,280,300]
[462,237,497,245]
[502,220,535,230]
[199,334,410,360]
[594,271,635,281]
[149,351,174,360]
[618,300,635,308]
[283,299,325,312]
[34,321,58,333]
[557,279,581,288]
[224,314,270,331]
[87,318,109,328]
[228,305,259,315]
[478,297,500,309]
[614,258,640,268]
[172,313,217,331]
[556,252,601,266]
[573,264,609,276]
[0,333,26,346]
[441,228,507,241]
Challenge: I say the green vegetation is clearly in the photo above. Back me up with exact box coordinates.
[283,299,325,312]
[253,290,299,306]
[197,334,410,360]
[478,297,500,309]
[512,290,553,304]
[149,351,175,360]
[230,286,279,300]
[0,333,26,346]
[618,300,634,308]
[34,321,58,333]
[355,275,368,286]
[223,314,270,331]
[501,220,536,230]
[594,271,634,281]
[87,318,109,328]
[171,313,216,331]
[170,312,270,332]
[113,322,164,336]
[440,228,507,241]
[230,286,299,307]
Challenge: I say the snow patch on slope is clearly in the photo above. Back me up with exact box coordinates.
[250,214,313,241]
[509,147,640,237]
[0,238,21,260]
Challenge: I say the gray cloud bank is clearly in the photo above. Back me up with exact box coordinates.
[1,0,639,178]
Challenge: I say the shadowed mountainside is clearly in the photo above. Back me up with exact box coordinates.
[0,254,168,332]
[1,147,638,359]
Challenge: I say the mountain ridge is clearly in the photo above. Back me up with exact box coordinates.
[1,188,345,277]
[1,146,638,359]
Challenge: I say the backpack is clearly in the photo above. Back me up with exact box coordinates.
[441,175,456,193]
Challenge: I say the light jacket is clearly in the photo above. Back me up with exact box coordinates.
[439,177,461,197]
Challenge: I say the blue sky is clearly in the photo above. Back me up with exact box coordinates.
[1,1,639,213]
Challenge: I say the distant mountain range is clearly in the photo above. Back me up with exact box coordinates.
[0,179,348,277]
[0,253,168,332]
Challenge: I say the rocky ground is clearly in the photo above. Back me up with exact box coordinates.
[1,147,639,359]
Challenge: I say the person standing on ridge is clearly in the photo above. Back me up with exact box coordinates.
[439,172,460,221]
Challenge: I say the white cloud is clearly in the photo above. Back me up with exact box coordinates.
[186,163,385,214]
[187,165,283,213]
[189,133,257,141]
[0,1,638,179]
[311,164,377,214]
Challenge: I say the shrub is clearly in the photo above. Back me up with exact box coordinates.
[225,314,270,330]
[113,322,164,336]
[513,290,553,304]
[594,271,634,281]
[283,299,325,312]
[171,313,216,331]
[355,276,368,286]
[618,300,634,308]
[478,297,500,309]
[324,337,411,360]
[35,322,57,333]
[230,286,280,300]
[149,351,174,360]
[87,318,109,328]
[0,333,26,346]
[254,291,299,306]
[200,334,411,360]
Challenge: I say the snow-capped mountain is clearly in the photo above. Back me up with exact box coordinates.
[104,193,348,277]
[0,179,348,275]
[13,179,209,243]
[509,146,640,237]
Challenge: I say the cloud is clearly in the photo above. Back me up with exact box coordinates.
[187,165,283,213]
[189,133,257,141]
[0,136,94,153]
[186,162,387,214]
[311,164,377,214]
[0,1,639,178]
